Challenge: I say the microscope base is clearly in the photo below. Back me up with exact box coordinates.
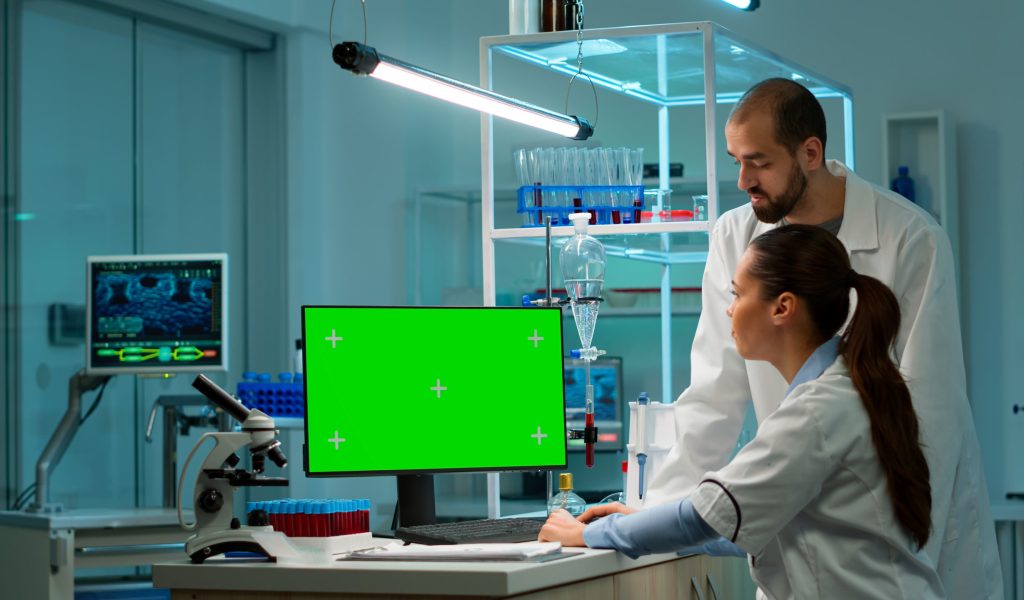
[186,527,277,564]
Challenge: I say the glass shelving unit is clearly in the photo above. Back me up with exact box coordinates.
[480,22,853,262]
[477,22,853,517]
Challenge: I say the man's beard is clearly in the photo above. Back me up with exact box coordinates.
[750,161,808,224]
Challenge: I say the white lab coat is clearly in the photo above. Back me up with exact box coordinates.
[691,357,944,599]
[646,160,1002,598]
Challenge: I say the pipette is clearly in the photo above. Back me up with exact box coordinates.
[635,392,649,500]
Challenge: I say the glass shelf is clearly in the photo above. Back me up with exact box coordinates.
[496,230,709,265]
[602,306,701,317]
[488,22,851,108]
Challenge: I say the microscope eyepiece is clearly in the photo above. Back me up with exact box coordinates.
[192,374,250,424]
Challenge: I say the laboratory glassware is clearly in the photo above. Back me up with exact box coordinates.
[692,194,709,221]
[560,212,606,467]
[561,212,605,350]
[634,392,649,500]
[546,472,586,517]
[890,165,916,203]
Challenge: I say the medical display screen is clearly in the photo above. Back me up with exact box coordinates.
[564,357,624,451]
[86,254,227,375]
[302,306,568,476]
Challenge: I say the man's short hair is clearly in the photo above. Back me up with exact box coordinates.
[730,78,827,156]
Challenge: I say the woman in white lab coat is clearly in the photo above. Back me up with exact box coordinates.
[540,224,944,599]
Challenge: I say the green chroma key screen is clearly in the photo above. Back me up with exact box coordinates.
[302,306,568,476]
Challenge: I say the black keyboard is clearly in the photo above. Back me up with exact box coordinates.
[395,517,545,545]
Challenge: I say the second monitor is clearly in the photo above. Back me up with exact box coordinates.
[85,253,227,375]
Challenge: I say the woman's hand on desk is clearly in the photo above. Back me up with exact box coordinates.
[539,510,587,546]
[539,503,637,547]
[578,502,635,523]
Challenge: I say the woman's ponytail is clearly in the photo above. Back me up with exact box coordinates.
[843,272,931,549]
[748,225,931,549]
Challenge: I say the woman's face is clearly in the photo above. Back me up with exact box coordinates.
[726,249,777,361]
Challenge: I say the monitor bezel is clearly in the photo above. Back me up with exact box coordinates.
[300,305,569,478]
[84,253,229,376]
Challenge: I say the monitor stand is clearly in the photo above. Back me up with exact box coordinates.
[396,474,436,528]
[28,369,111,513]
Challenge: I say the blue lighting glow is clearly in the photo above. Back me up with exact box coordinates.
[495,45,847,106]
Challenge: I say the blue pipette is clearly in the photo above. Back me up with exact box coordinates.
[636,392,649,500]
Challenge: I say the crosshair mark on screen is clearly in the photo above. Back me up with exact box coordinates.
[327,431,347,450]
[325,329,344,348]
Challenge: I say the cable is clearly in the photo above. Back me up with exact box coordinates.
[328,0,368,51]
[329,0,336,50]
[78,378,109,426]
[360,0,367,44]
[12,482,37,511]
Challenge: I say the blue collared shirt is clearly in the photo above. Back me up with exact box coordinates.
[784,337,841,399]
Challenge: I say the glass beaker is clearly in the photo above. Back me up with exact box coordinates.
[692,194,708,221]
[643,189,672,222]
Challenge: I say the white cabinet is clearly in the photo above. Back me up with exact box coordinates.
[477,21,853,517]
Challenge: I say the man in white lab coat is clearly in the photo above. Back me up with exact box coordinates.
[644,78,1002,598]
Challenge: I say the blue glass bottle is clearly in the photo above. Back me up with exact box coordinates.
[890,165,916,203]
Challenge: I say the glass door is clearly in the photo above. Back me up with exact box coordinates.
[6,0,255,512]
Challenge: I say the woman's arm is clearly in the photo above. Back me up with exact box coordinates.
[540,499,720,559]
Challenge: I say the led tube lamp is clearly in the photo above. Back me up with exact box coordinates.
[333,41,594,140]
[720,0,760,10]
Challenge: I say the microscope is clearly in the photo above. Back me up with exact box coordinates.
[179,374,288,563]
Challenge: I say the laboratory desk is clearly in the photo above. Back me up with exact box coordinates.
[0,507,187,600]
[153,541,755,599]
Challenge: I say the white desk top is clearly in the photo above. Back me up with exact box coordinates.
[153,539,691,597]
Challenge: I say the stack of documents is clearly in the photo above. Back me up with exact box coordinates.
[343,541,563,562]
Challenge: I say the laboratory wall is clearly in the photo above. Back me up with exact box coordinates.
[429,0,1024,503]
[172,0,1024,507]
[571,0,1024,504]
[3,0,1022,536]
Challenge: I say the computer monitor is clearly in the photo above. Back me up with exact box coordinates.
[85,253,227,375]
[301,306,567,526]
[563,356,624,452]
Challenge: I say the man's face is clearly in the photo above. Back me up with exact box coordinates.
[726,113,808,224]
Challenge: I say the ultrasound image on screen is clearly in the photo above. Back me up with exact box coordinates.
[87,256,225,373]
[94,272,214,337]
